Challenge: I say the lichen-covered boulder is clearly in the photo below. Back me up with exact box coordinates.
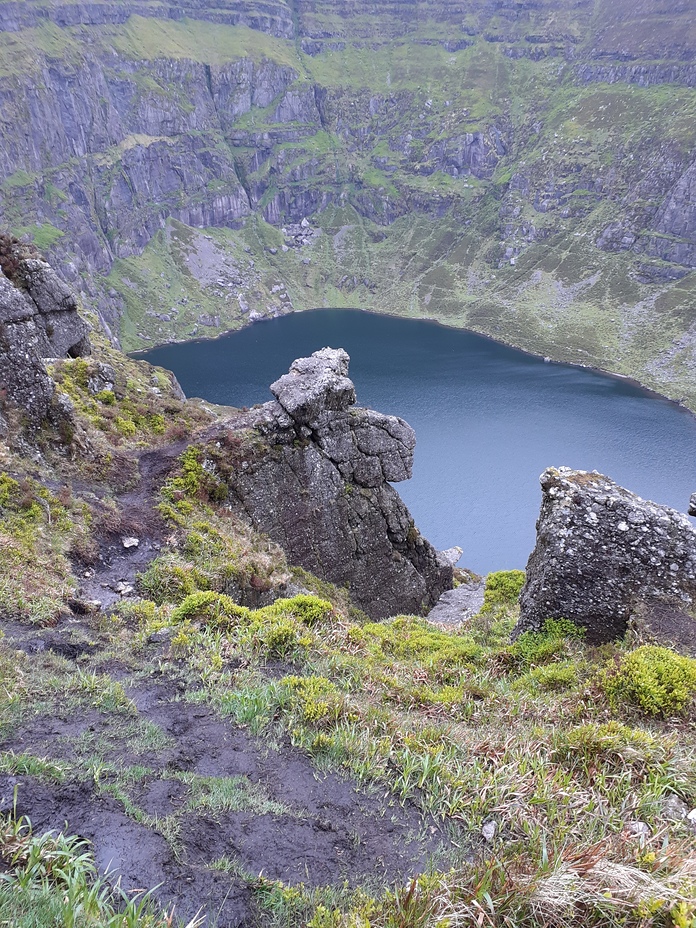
[270,347,356,426]
[216,348,452,619]
[0,238,90,356]
[514,467,696,651]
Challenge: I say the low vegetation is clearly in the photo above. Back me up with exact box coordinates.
[0,809,203,928]
[49,347,207,451]
[0,472,91,625]
[1,563,694,926]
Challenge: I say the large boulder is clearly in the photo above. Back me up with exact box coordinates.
[4,241,91,359]
[216,348,452,619]
[514,467,696,652]
[270,347,356,425]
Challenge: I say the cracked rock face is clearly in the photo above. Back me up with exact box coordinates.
[220,348,452,619]
[515,467,696,651]
[0,243,90,440]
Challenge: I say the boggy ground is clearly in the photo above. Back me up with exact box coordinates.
[2,569,696,928]
[0,619,447,927]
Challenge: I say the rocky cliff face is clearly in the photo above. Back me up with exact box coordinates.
[0,236,89,442]
[1,0,695,406]
[516,467,696,653]
[212,348,452,619]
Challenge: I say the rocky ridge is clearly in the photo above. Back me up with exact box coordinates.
[0,0,695,407]
[0,244,451,621]
[1,236,696,928]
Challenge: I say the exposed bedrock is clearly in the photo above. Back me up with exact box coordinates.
[217,348,452,620]
[515,467,696,653]
[0,239,90,440]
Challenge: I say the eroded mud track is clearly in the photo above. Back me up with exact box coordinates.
[76,441,188,608]
[1,633,444,926]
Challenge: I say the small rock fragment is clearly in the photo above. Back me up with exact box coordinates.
[625,821,651,840]
[661,794,688,821]
[437,546,463,568]
[482,821,497,842]
[687,809,696,832]
[122,537,139,549]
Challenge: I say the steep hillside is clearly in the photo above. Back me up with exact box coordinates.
[0,223,695,928]
[1,0,695,405]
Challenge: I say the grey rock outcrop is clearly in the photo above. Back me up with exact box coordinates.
[515,467,696,651]
[427,578,486,626]
[17,258,91,357]
[0,276,56,434]
[270,348,356,426]
[218,348,452,619]
[0,240,90,439]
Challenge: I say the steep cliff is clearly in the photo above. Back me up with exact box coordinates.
[1,1,695,405]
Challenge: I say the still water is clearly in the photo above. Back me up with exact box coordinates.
[138,309,696,574]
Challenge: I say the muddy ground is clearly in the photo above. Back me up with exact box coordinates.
[1,621,449,926]
[76,442,189,609]
[0,443,457,925]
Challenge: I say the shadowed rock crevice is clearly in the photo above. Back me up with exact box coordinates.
[217,348,452,619]
[515,466,696,651]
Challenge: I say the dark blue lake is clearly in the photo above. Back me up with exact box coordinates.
[138,309,696,574]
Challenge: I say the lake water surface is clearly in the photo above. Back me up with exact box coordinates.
[138,309,696,574]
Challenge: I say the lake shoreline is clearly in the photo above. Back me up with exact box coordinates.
[135,307,696,573]
[133,305,696,421]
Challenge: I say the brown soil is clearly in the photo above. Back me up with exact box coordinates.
[1,666,447,927]
[75,442,187,608]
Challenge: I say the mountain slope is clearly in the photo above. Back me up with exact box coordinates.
[0,0,695,404]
